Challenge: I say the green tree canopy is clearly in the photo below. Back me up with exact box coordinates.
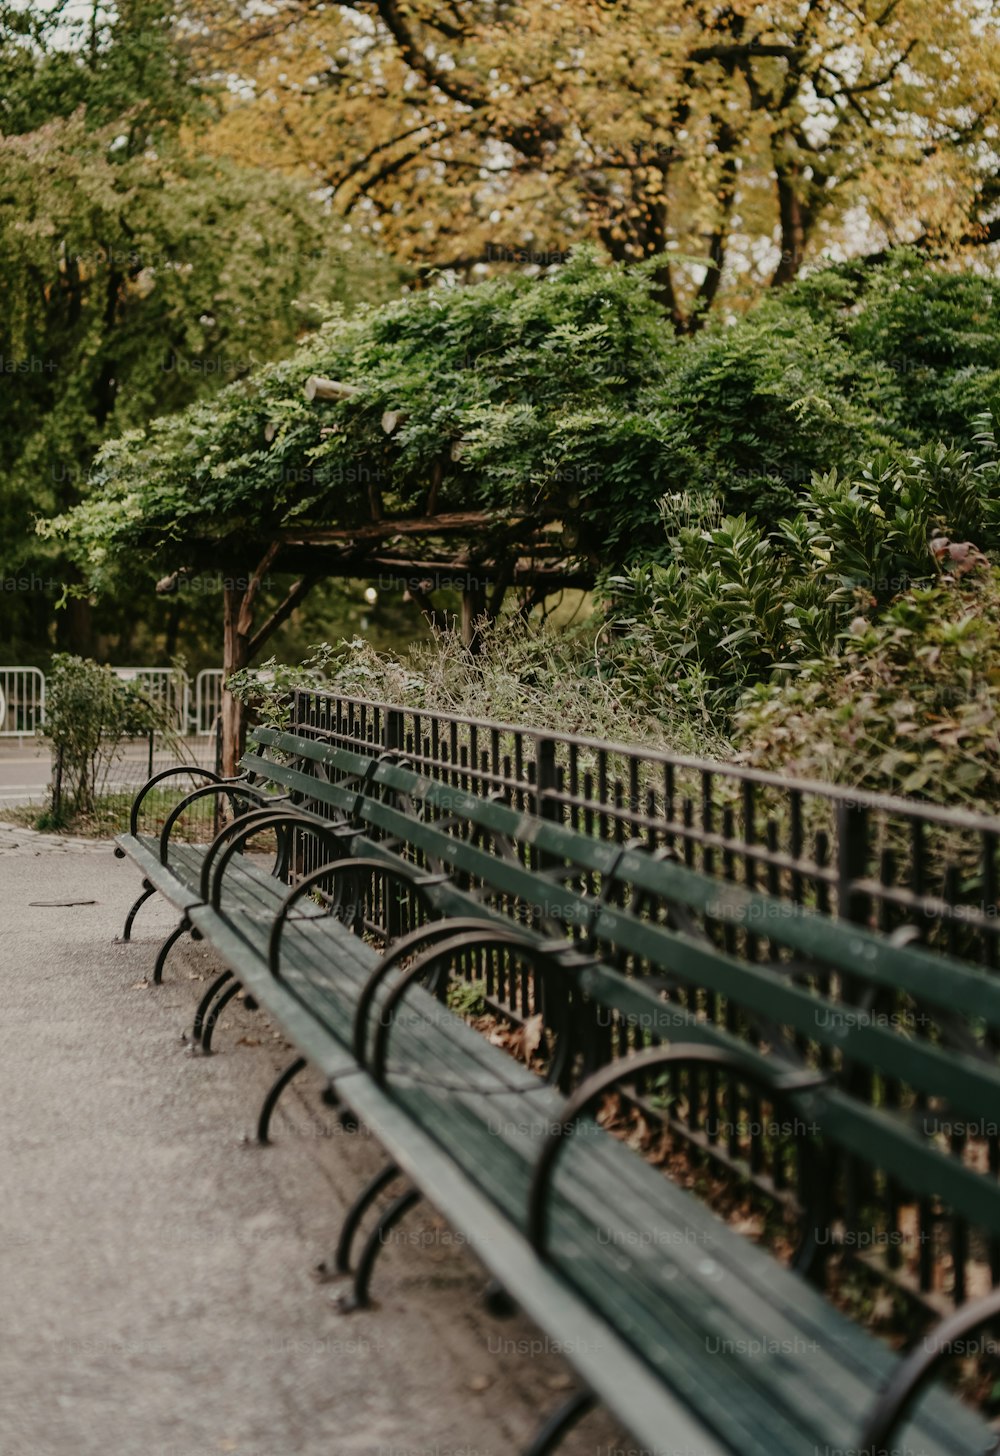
[0,0,395,658]
[43,251,998,598]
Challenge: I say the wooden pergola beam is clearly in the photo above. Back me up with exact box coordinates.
[247,575,319,660]
[304,375,362,402]
[278,553,593,590]
[278,512,535,546]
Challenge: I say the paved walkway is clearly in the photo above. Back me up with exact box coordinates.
[0,832,619,1456]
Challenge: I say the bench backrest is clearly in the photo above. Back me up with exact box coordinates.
[244,726,1000,1300]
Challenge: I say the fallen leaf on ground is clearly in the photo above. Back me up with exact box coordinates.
[521,1013,544,1064]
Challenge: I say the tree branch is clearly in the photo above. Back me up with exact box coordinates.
[236,539,281,637]
[247,575,319,660]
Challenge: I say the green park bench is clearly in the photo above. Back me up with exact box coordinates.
[114,725,1000,1456]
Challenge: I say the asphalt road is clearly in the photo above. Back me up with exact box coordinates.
[0,827,623,1456]
[0,739,215,810]
[0,742,51,807]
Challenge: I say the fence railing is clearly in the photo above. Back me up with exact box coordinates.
[291,687,1000,1317]
[292,687,1000,967]
[0,667,46,736]
[111,667,190,733]
[0,666,224,736]
[193,668,224,736]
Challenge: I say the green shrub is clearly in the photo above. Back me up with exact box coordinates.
[734,571,1000,806]
[643,304,886,522]
[43,654,177,819]
[780,253,1000,445]
[47,249,967,589]
[607,421,1000,720]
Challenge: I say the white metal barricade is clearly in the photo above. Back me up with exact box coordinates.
[194,669,224,735]
[0,665,228,736]
[0,667,46,735]
[112,667,190,734]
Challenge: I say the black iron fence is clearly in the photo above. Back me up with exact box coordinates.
[290,688,1000,1318]
[292,688,1000,964]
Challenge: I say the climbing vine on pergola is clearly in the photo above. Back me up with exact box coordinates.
[44,254,677,768]
[42,248,912,770]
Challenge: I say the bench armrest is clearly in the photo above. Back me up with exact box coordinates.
[129,765,228,836]
[859,1284,1000,1451]
[365,926,571,1088]
[157,780,283,865]
[206,811,351,909]
[526,1044,829,1264]
[351,915,509,1064]
[268,855,448,978]
[197,804,322,902]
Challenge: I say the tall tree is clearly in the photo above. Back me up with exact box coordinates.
[191,0,1000,327]
[0,0,394,658]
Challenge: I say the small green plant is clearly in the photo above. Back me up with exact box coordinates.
[447,980,485,1018]
[42,654,177,820]
[228,643,347,732]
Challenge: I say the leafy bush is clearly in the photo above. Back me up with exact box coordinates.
[43,250,685,586]
[607,422,1000,720]
[43,250,972,591]
[43,654,176,820]
[642,303,887,522]
[734,572,1000,806]
[779,253,1000,445]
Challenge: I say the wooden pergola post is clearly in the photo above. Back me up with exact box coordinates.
[220,583,250,777]
[218,541,320,776]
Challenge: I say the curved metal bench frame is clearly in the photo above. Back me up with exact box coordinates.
[361,926,576,1090]
[205,810,351,909]
[526,1042,830,1277]
[267,855,448,978]
[859,1285,1000,1451]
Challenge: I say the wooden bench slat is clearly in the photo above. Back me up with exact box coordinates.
[367,1000,988,1456]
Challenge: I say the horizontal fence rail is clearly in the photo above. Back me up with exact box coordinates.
[290,687,1000,1320]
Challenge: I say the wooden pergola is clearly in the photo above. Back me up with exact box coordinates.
[157,377,594,773]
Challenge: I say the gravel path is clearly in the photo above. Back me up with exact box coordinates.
[0,831,621,1456]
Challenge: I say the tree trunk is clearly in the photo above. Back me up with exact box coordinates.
[62,592,94,656]
[221,584,249,776]
[772,168,808,287]
[218,544,307,774]
[461,583,486,651]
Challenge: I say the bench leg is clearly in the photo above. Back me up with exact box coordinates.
[523,1390,596,1456]
[153,915,190,985]
[256,1056,308,1144]
[201,979,246,1054]
[335,1187,422,1312]
[192,970,233,1044]
[118,881,156,943]
[317,1162,403,1281]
